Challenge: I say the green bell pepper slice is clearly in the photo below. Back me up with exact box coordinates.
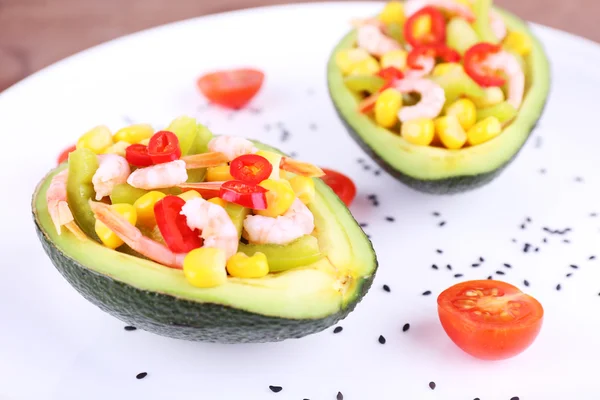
[238,235,324,272]
[476,101,517,124]
[344,75,386,94]
[67,148,99,241]
[473,0,498,44]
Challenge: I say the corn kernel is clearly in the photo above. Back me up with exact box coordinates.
[183,247,227,288]
[472,87,505,108]
[445,98,477,131]
[95,203,137,249]
[335,48,371,75]
[133,191,166,227]
[503,31,533,56]
[102,140,131,157]
[434,115,467,149]
[206,165,234,182]
[178,190,202,202]
[432,62,463,76]
[467,116,502,145]
[413,15,432,39]
[76,125,114,154]
[256,179,295,217]
[380,49,408,71]
[289,176,316,205]
[139,138,150,146]
[113,124,154,144]
[208,197,228,207]
[374,88,403,128]
[255,150,282,180]
[379,1,405,25]
[401,118,435,146]
[226,252,269,279]
[348,56,380,76]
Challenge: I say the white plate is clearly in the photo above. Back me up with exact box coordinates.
[1,2,600,399]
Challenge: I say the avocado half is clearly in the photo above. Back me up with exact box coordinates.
[32,142,377,343]
[327,8,551,194]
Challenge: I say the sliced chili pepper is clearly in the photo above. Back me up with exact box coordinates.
[219,180,268,210]
[154,195,203,253]
[407,44,461,70]
[57,144,76,165]
[463,42,506,87]
[148,130,182,164]
[404,6,446,48]
[229,154,273,185]
[377,66,404,81]
[125,144,153,167]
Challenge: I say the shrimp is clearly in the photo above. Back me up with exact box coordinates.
[92,154,130,200]
[208,136,257,161]
[180,198,239,259]
[481,50,524,109]
[393,78,446,122]
[404,56,436,79]
[127,160,188,190]
[489,10,507,41]
[243,198,314,245]
[89,201,186,268]
[356,24,401,58]
[46,170,86,240]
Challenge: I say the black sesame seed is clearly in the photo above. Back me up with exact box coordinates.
[479,257,485,262]
[124,326,137,331]
[539,168,546,174]
[487,275,493,280]
[374,170,381,176]
[523,243,531,253]
[566,273,573,278]
[359,222,368,228]
[511,238,517,243]
[471,263,480,268]
[357,158,365,164]
[436,249,443,254]
[367,194,376,200]
[511,397,520,400]
[378,335,386,344]
[373,200,380,207]
[136,372,147,380]
[526,217,532,223]
[556,284,562,291]
[403,323,410,332]
[590,255,596,260]
[496,270,505,275]
[543,238,548,243]
[454,273,463,278]
[474,398,481,400]
[248,107,262,114]
[438,221,446,227]
[590,212,597,217]
[520,224,526,229]
[363,164,371,171]
[570,264,579,269]
[429,382,436,390]
[333,326,343,334]
[288,151,298,158]
[446,264,452,270]
[432,211,440,217]
[366,234,371,239]
[563,239,571,243]
[422,290,432,296]
[337,392,344,400]
[504,263,512,268]
[386,216,395,222]
[269,385,283,393]
[383,284,391,292]
[524,280,530,287]
[432,264,439,270]
[309,123,317,131]
[575,176,584,182]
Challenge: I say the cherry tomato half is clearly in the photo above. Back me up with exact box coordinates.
[320,168,357,207]
[219,180,268,209]
[148,131,181,164]
[57,144,76,165]
[196,68,265,109]
[125,144,153,167]
[154,195,203,253]
[437,280,544,361]
[229,154,273,185]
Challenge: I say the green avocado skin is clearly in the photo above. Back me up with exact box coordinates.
[34,215,374,343]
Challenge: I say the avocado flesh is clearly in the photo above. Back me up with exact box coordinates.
[32,143,377,343]
[327,8,550,194]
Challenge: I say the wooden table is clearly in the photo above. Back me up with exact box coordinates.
[1,0,597,92]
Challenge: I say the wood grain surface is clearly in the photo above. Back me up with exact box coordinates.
[1,0,598,92]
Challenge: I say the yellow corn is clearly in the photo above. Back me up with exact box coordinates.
[134,191,166,227]
[139,138,150,146]
[503,31,533,56]
[208,197,228,207]
[255,150,282,180]
[226,252,269,279]
[183,248,227,288]
[206,165,234,182]
[348,56,381,76]
[467,116,502,145]
[472,87,505,108]
[95,203,137,249]
[289,176,315,205]
[335,48,371,75]
[102,140,131,157]
[380,49,408,71]
[432,62,463,76]
[178,190,202,202]
[113,124,154,144]
[445,98,477,131]
[434,116,467,150]
[401,118,435,146]
[256,179,295,217]
[374,88,403,128]
[379,1,405,25]
[76,125,114,154]
[413,15,432,39]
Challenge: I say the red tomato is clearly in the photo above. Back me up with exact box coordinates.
[219,180,268,209]
[229,154,273,185]
[125,144,153,167]
[437,280,544,360]
[154,196,203,253]
[148,131,181,164]
[197,68,265,109]
[320,168,357,207]
[57,144,76,165]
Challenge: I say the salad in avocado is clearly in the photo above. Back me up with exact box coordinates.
[328,0,550,193]
[33,116,377,343]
